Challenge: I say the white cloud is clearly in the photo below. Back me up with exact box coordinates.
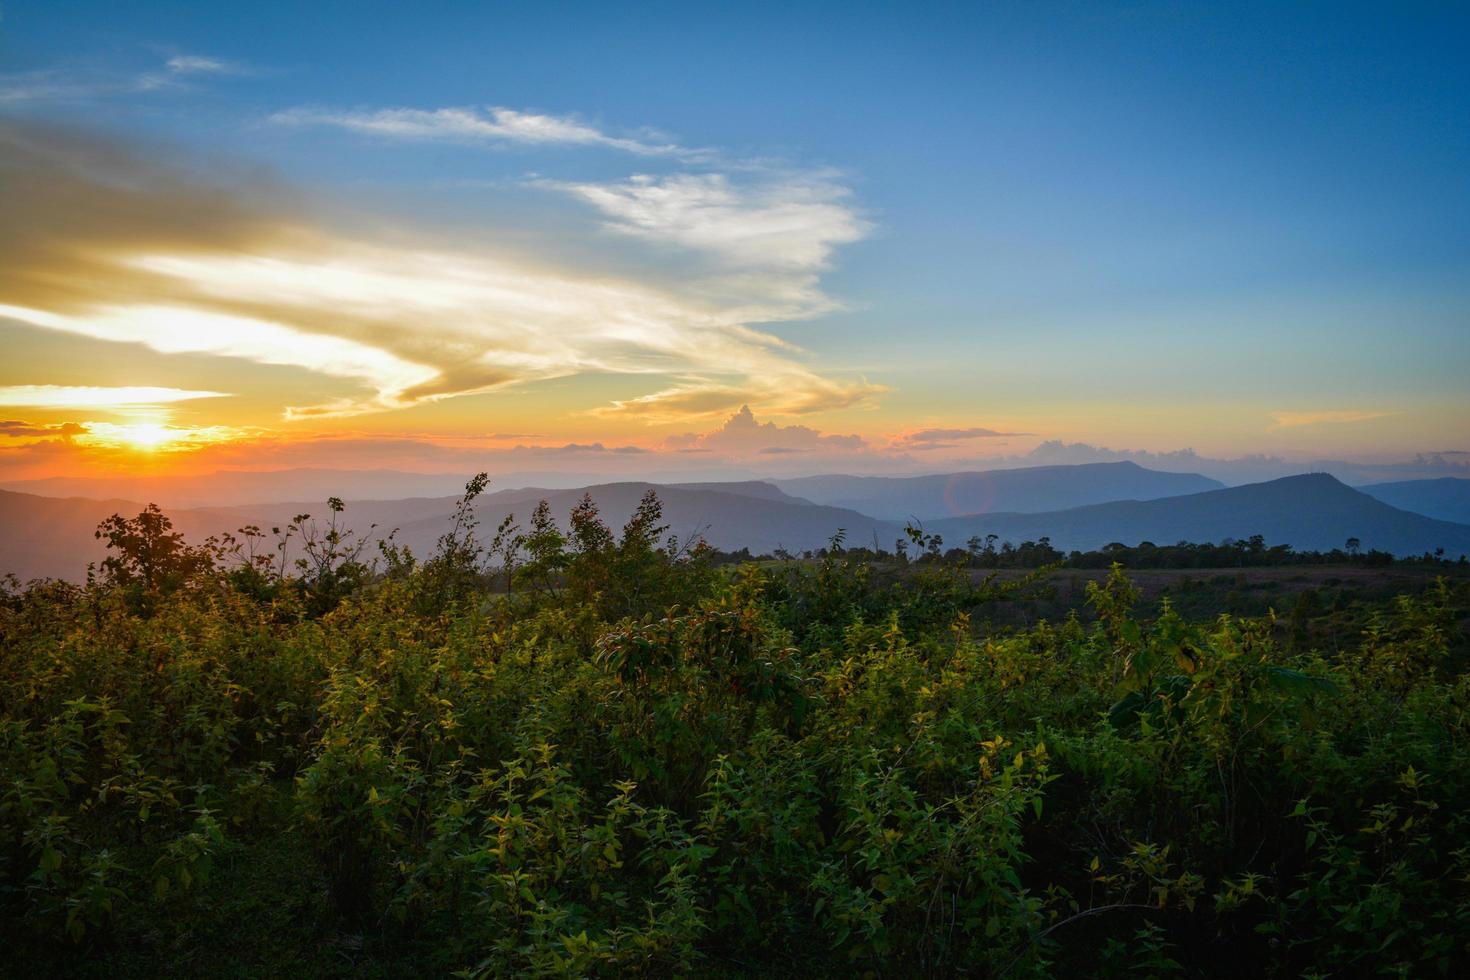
[545,172,869,273]
[0,54,243,103]
[0,384,227,408]
[270,105,689,157]
[165,55,235,76]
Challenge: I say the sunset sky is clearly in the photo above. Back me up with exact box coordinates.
[2,1,1467,483]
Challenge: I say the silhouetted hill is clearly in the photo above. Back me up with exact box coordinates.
[0,468,616,508]
[0,483,895,582]
[668,481,815,505]
[1359,478,1470,525]
[7,473,1465,582]
[775,462,1223,520]
[926,474,1470,557]
[386,483,886,558]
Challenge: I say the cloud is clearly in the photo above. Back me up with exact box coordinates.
[1269,410,1392,429]
[0,54,243,103]
[544,172,868,273]
[595,373,885,423]
[661,405,869,455]
[164,56,239,76]
[893,426,1029,448]
[0,118,879,422]
[270,105,689,157]
[507,442,649,455]
[0,420,88,438]
[0,385,228,408]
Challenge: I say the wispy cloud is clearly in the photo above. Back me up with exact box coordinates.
[597,373,884,423]
[0,53,245,103]
[270,105,692,157]
[892,426,1029,448]
[0,385,227,408]
[1270,410,1391,429]
[164,55,241,76]
[541,169,878,420]
[543,172,868,274]
[0,119,877,423]
[507,442,649,456]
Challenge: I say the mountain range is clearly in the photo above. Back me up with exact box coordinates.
[775,462,1224,520]
[924,474,1470,556]
[2,466,1467,583]
[1357,477,1470,526]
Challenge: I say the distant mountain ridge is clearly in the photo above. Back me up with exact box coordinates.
[4,471,1468,583]
[926,474,1470,557]
[1359,478,1470,526]
[776,461,1224,520]
[0,482,895,582]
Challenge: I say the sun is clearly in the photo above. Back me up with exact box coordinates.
[75,420,246,454]
[112,422,179,451]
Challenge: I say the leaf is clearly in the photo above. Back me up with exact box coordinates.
[1263,666,1337,698]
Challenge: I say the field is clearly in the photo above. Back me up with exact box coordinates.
[2,491,1468,977]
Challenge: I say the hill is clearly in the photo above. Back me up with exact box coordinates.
[7,473,1468,582]
[926,473,1470,557]
[775,461,1222,520]
[1359,477,1470,525]
[0,467,664,508]
[0,483,894,582]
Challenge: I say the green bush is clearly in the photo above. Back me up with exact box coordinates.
[2,486,1467,976]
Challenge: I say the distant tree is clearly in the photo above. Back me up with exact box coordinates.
[1346,536,1361,557]
[517,499,568,595]
[94,504,213,592]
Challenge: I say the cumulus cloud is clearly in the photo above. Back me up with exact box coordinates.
[661,405,868,455]
[0,118,878,422]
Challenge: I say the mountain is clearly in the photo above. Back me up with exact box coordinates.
[0,468,622,508]
[668,481,815,505]
[925,474,1470,557]
[775,462,1223,520]
[0,483,895,583]
[6,473,1466,583]
[1358,478,1470,525]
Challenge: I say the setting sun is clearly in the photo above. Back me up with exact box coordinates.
[112,423,175,451]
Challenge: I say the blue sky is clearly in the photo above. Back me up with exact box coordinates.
[0,0,1466,479]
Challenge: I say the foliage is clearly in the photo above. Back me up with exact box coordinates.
[2,493,1468,976]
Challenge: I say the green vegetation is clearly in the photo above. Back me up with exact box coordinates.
[714,530,1467,570]
[3,477,1468,977]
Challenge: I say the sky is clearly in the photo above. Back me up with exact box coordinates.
[1,0,1467,485]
